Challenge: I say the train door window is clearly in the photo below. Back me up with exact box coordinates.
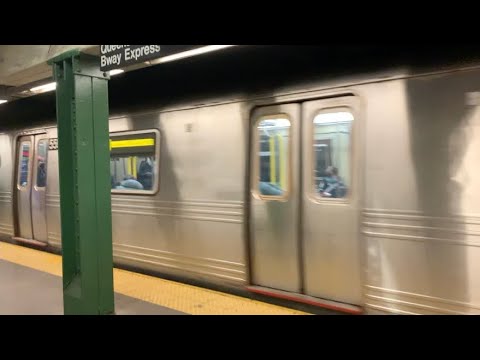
[36,140,48,188]
[314,139,332,189]
[18,141,31,188]
[313,110,353,199]
[256,116,291,198]
[110,130,160,195]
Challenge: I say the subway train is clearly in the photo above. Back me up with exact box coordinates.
[1,46,480,315]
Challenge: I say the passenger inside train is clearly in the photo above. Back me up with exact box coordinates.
[318,166,346,198]
[110,155,155,192]
[37,162,47,188]
[259,181,284,196]
[114,175,144,190]
[137,158,153,190]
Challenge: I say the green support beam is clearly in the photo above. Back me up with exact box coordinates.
[49,51,114,315]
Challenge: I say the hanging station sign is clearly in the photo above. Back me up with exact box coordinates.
[100,45,161,71]
[99,45,207,72]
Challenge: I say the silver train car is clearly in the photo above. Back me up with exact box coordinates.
[1,50,480,315]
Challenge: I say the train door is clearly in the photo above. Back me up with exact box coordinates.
[249,96,362,307]
[249,104,302,293]
[15,135,49,244]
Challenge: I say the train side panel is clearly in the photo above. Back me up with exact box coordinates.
[362,69,480,314]
[0,134,14,238]
[46,102,249,287]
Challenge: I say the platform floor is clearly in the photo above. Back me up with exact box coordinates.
[0,242,309,315]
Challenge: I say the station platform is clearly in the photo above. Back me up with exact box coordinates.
[0,242,310,315]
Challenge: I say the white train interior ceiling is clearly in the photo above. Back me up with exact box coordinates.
[2,44,480,315]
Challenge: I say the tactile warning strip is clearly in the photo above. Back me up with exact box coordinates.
[0,242,309,315]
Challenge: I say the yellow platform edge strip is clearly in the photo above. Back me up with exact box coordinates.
[0,242,308,315]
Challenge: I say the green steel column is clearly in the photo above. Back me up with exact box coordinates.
[48,50,114,315]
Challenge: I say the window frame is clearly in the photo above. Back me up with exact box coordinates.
[311,106,355,203]
[110,129,161,196]
[253,114,293,201]
[34,139,49,191]
[17,141,31,190]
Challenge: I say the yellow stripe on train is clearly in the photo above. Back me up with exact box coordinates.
[109,138,155,150]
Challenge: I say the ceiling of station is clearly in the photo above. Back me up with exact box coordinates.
[0,45,236,102]
[0,45,98,101]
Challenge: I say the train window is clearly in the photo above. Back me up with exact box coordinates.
[110,130,160,195]
[256,117,291,198]
[313,110,353,199]
[18,141,31,188]
[36,140,48,188]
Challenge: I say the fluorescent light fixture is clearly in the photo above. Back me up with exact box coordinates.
[30,82,56,94]
[109,69,125,76]
[258,119,291,128]
[314,112,354,124]
[0,100,7,105]
[151,45,237,65]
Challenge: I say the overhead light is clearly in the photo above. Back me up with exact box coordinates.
[109,69,125,76]
[30,82,56,94]
[151,45,237,65]
[0,100,7,105]
[258,119,291,128]
[314,112,354,124]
